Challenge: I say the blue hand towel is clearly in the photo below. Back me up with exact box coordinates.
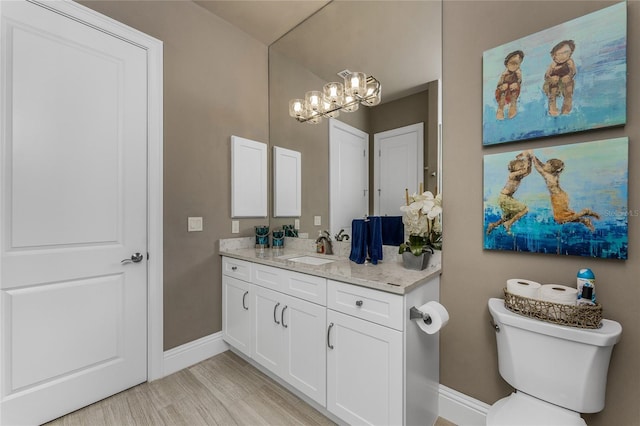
[367,216,383,265]
[381,216,404,246]
[349,219,367,264]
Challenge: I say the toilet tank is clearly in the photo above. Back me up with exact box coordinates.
[488,298,621,413]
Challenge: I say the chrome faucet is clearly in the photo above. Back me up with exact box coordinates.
[334,229,350,242]
[316,230,333,255]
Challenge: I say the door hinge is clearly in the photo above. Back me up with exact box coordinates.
[147,252,150,260]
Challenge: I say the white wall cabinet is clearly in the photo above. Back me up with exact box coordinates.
[273,146,302,217]
[231,135,267,218]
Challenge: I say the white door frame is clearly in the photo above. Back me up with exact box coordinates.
[0,0,165,381]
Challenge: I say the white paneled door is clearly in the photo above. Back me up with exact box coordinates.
[374,122,424,216]
[1,1,149,424]
[329,119,369,238]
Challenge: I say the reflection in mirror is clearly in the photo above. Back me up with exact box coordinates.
[273,146,302,217]
[268,1,442,239]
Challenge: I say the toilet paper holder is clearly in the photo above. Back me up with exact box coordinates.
[409,306,432,325]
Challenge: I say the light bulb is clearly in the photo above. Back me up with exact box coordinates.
[305,90,323,112]
[344,72,366,98]
[323,82,344,107]
[289,99,305,118]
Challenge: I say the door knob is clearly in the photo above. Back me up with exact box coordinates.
[121,253,144,264]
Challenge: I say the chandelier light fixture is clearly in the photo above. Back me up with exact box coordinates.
[289,71,382,124]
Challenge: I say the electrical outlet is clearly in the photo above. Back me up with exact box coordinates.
[314,216,321,226]
[188,217,203,232]
[294,219,300,229]
[232,220,239,233]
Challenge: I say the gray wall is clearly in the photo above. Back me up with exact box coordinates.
[442,2,639,425]
[80,1,269,350]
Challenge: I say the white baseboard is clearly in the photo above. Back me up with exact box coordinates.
[162,331,230,377]
[439,384,490,426]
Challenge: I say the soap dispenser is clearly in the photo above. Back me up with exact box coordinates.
[316,231,325,254]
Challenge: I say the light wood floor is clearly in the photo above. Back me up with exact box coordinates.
[46,350,456,426]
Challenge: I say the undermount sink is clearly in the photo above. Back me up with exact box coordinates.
[287,256,335,266]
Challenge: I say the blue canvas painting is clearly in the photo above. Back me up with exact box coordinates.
[483,138,628,259]
[482,2,626,145]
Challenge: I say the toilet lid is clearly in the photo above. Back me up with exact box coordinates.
[486,393,586,426]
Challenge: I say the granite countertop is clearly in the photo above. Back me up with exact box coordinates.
[219,237,441,295]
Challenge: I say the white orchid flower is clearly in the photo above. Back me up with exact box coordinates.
[401,190,443,242]
[426,205,442,220]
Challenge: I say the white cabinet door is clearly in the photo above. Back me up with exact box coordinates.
[252,286,285,374]
[222,276,252,357]
[327,310,403,426]
[252,285,327,406]
[281,295,327,406]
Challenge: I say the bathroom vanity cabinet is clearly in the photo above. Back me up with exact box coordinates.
[221,247,441,426]
[223,258,326,405]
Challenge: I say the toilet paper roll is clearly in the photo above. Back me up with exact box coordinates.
[413,301,449,334]
[539,284,578,305]
[506,278,542,299]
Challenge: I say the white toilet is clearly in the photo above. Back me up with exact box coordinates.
[487,298,622,426]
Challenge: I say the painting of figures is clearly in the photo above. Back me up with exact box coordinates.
[483,138,628,259]
[482,2,626,145]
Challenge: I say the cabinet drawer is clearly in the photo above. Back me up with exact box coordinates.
[282,269,326,305]
[222,257,252,281]
[328,280,403,331]
[253,263,327,305]
[252,263,284,292]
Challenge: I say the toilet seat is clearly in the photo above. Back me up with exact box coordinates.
[486,392,587,426]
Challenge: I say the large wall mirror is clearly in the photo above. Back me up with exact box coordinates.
[268,1,442,239]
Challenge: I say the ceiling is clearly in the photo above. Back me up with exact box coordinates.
[194,1,442,102]
[194,0,331,46]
